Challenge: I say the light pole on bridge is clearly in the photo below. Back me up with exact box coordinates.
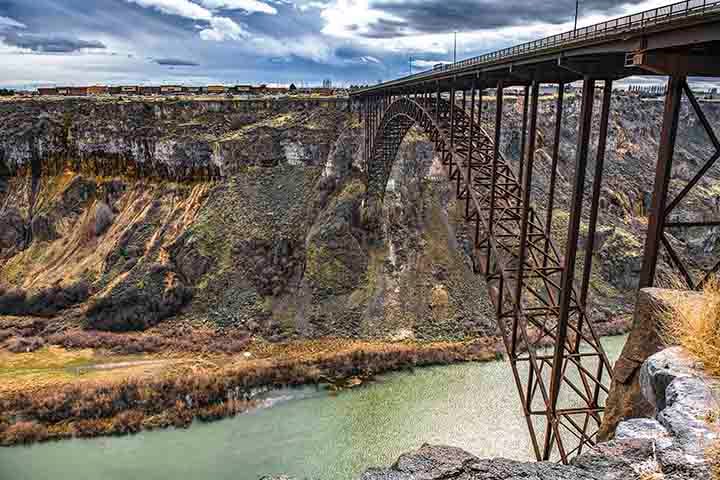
[574,0,580,32]
[453,31,457,63]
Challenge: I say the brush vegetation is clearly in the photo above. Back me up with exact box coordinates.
[662,277,720,377]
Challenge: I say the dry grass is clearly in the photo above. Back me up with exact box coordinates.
[708,441,720,480]
[662,277,720,377]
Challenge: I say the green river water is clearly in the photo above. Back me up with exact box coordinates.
[0,335,627,480]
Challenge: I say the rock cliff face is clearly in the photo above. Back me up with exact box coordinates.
[0,94,718,345]
[362,347,719,480]
[0,97,493,343]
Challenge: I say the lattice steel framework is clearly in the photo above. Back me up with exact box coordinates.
[639,75,720,289]
[354,2,720,464]
[360,85,614,463]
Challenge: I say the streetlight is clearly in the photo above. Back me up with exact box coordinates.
[453,31,457,63]
[574,0,580,32]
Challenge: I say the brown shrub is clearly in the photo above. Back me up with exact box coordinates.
[71,418,107,437]
[662,277,720,376]
[84,284,192,332]
[0,282,89,317]
[171,400,194,428]
[1,421,48,445]
[6,336,45,353]
[113,410,145,435]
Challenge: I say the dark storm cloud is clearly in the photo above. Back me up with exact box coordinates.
[2,32,105,52]
[0,0,197,42]
[361,18,410,39]
[363,0,650,36]
[155,57,200,66]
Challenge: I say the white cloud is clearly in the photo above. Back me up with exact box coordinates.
[125,0,213,20]
[0,15,26,30]
[199,16,249,40]
[297,1,330,12]
[413,59,447,68]
[197,0,277,15]
[249,34,332,62]
[320,0,404,38]
[124,0,252,42]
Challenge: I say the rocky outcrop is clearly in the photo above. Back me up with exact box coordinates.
[599,288,702,440]
[579,347,719,479]
[361,444,597,480]
[362,348,719,480]
[0,98,493,342]
[0,97,348,180]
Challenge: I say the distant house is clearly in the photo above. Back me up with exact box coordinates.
[264,86,288,95]
[207,85,227,94]
[160,85,183,94]
[87,85,109,95]
[68,87,89,96]
[38,88,58,96]
[140,86,161,96]
[110,86,139,95]
[233,85,252,94]
[249,84,268,95]
[183,86,202,94]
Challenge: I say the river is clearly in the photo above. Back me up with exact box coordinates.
[0,335,627,480]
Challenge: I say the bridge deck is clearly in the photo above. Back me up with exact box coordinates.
[352,0,720,94]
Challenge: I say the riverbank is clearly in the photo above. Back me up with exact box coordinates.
[0,336,504,446]
[0,336,630,480]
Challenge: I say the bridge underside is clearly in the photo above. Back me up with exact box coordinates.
[353,21,720,462]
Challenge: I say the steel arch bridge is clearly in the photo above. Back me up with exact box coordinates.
[352,0,720,464]
[363,93,613,462]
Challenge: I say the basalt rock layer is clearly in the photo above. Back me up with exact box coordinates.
[0,94,718,345]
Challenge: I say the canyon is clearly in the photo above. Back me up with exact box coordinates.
[0,94,718,477]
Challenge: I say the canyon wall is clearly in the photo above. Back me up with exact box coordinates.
[0,94,718,345]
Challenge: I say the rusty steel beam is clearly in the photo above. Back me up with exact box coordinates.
[579,79,613,310]
[488,80,504,273]
[543,83,564,270]
[639,75,684,288]
[518,85,530,205]
[550,76,595,446]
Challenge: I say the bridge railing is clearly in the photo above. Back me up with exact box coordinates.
[354,0,720,92]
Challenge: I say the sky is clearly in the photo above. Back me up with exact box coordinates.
[0,0,702,89]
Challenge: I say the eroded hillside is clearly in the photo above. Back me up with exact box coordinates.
[1,94,718,353]
[0,97,495,352]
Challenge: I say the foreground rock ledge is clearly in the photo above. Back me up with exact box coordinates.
[360,444,596,480]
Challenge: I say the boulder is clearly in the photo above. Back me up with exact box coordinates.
[639,347,719,476]
[599,288,700,440]
[361,444,599,480]
[93,201,114,236]
[584,347,719,480]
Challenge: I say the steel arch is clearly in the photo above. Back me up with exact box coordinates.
[363,94,613,463]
